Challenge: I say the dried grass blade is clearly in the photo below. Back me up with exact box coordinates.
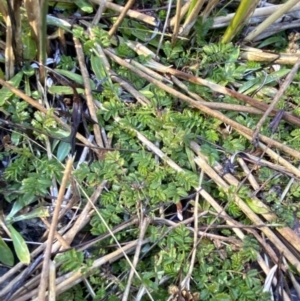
[245,0,300,41]
[191,145,300,272]
[104,50,300,160]
[180,0,206,36]
[252,58,300,142]
[90,0,157,26]
[37,157,74,301]
[190,141,300,258]
[241,47,300,65]
[0,78,102,156]
[74,38,104,153]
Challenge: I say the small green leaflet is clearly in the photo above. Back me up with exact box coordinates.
[74,0,93,13]
[245,198,269,214]
[91,55,107,80]
[0,72,23,105]
[0,237,14,266]
[48,85,85,95]
[8,224,30,264]
[57,141,71,161]
[7,207,50,224]
[54,69,96,90]
[239,68,290,95]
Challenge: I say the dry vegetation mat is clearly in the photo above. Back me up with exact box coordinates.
[1,0,300,300]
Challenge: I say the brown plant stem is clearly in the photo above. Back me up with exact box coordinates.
[37,158,74,301]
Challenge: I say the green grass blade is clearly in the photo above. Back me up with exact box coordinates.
[222,0,259,43]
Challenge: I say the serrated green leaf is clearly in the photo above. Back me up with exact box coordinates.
[8,224,30,264]
[0,237,14,266]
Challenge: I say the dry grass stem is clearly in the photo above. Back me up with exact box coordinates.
[110,71,150,105]
[104,50,300,159]
[145,60,300,127]
[170,0,191,27]
[190,141,300,263]
[171,76,265,114]
[253,58,300,141]
[91,0,107,26]
[180,0,206,36]
[53,181,107,252]
[213,2,300,28]
[108,0,135,37]
[37,157,74,301]
[15,240,146,301]
[245,0,300,41]
[201,0,219,20]
[237,157,260,190]
[123,39,158,59]
[241,46,300,64]
[0,78,102,155]
[4,11,14,80]
[48,260,56,301]
[90,0,157,27]
[181,174,203,290]
[24,0,39,42]
[122,218,151,301]
[192,150,300,273]
[171,0,182,44]
[74,38,104,152]
[248,20,300,41]
[156,0,173,58]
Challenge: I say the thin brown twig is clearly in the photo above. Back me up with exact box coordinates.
[190,141,300,268]
[37,157,74,301]
[108,0,135,37]
[41,218,70,249]
[122,218,150,301]
[74,38,104,155]
[0,78,102,156]
[171,0,182,44]
[171,75,265,114]
[90,0,157,26]
[145,59,300,127]
[252,58,300,142]
[52,181,107,252]
[14,240,146,301]
[152,214,240,244]
[180,0,206,36]
[48,260,56,301]
[104,49,300,160]
[181,173,203,291]
[91,0,107,26]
